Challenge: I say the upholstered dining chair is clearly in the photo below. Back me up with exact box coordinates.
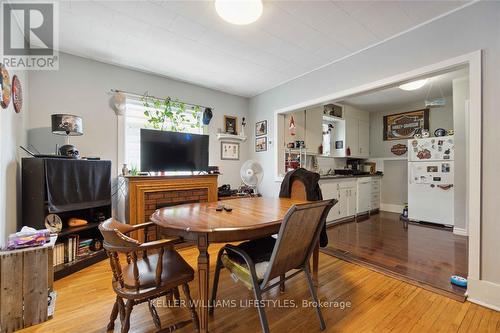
[99,219,199,333]
[209,200,335,333]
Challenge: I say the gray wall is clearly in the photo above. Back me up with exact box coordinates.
[369,98,454,212]
[0,23,30,246]
[28,53,249,188]
[369,98,454,158]
[381,160,408,207]
[248,2,500,285]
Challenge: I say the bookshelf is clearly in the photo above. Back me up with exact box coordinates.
[22,158,112,280]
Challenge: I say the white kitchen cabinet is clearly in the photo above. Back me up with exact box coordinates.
[358,120,370,157]
[346,188,357,216]
[320,181,340,222]
[345,117,359,157]
[320,178,385,223]
[370,177,381,210]
[345,117,370,158]
[338,180,357,219]
[320,179,356,223]
[305,107,323,155]
[357,177,371,214]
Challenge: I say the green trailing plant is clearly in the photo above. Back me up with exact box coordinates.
[141,94,202,132]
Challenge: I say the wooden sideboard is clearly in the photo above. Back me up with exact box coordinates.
[124,175,218,242]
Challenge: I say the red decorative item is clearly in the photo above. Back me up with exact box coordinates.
[391,143,408,156]
[12,75,22,113]
[346,146,351,156]
[0,64,11,109]
[289,115,296,136]
[417,148,431,160]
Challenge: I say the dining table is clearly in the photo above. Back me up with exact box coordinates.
[150,197,321,333]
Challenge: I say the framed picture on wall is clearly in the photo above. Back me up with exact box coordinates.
[255,120,267,136]
[221,141,239,160]
[383,109,429,141]
[224,115,238,135]
[255,137,267,152]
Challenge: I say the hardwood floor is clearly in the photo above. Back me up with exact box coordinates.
[19,243,498,333]
[324,211,468,300]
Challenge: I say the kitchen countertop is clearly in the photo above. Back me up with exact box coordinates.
[320,174,383,180]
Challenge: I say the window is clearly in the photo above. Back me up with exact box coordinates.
[122,95,204,170]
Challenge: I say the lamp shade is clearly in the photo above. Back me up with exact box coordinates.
[51,114,83,136]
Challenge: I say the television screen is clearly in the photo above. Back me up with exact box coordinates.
[140,129,209,172]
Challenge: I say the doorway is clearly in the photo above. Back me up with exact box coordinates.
[271,51,481,300]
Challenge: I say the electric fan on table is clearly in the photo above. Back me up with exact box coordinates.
[240,160,264,195]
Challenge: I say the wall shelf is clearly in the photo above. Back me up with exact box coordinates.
[217,133,247,142]
[322,114,344,122]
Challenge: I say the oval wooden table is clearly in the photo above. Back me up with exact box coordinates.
[151,197,316,333]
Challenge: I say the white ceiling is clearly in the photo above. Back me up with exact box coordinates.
[338,67,469,112]
[54,0,470,97]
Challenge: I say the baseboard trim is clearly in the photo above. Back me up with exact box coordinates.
[453,227,468,236]
[467,278,500,311]
[380,203,404,214]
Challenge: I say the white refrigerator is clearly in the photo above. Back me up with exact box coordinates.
[407,136,455,226]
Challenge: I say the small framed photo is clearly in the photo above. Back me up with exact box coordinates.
[224,115,238,135]
[255,120,267,136]
[255,137,267,152]
[221,141,240,160]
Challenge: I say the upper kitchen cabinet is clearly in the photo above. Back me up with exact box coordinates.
[344,105,370,158]
[358,120,370,157]
[283,106,323,155]
[305,106,323,155]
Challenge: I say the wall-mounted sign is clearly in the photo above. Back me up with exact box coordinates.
[391,144,408,156]
[383,109,429,141]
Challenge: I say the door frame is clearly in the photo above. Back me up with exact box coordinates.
[272,50,482,288]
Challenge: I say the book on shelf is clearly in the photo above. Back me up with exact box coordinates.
[53,236,101,266]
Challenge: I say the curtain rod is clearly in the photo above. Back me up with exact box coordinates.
[110,89,211,110]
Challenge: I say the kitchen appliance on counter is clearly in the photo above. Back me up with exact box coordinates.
[408,135,455,226]
[336,158,370,176]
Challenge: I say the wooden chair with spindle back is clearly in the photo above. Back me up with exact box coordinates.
[210,200,335,333]
[99,219,199,333]
[278,179,318,291]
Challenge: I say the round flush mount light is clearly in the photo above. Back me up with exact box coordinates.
[215,0,263,25]
[399,79,428,91]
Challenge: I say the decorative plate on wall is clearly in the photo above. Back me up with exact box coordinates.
[0,64,11,109]
[12,75,22,113]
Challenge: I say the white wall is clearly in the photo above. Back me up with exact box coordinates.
[28,53,249,189]
[380,160,408,209]
[248,1,500,296]
[0,24,30,246]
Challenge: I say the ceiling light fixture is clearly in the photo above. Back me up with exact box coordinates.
[399,79,428,91]
[215,0,263,25]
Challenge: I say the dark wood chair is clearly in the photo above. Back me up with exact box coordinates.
[210,200,335,333]
[99,219,199,333]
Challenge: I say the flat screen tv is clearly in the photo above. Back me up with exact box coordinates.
[140,129,209,172]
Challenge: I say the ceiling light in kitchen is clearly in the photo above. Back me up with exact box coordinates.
[399,79,428,91]
[215,0,263,25]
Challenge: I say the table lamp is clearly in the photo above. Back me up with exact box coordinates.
[51,114,83,157]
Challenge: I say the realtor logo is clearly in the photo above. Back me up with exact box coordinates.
[1,2,59,70]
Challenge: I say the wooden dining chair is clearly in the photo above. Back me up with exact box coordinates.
[278,178,323,292]
[210,200,335,333]
[99,219,199,333]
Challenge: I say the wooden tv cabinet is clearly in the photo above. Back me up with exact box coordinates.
[124,174,218,242]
